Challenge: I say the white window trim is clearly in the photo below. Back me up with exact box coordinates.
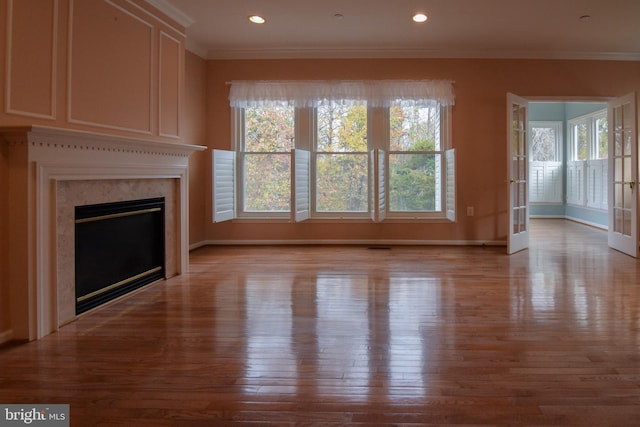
[384,103,452,219]
[214,80,456,223]
[566,108,608,211]
[232,107,291,219]
[528,121,563,205]
[568,109,607,162]
[529,121,563,162]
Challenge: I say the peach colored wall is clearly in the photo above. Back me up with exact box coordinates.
[184,51,208,245]
[204,58,640,244]
[0,0,185,140]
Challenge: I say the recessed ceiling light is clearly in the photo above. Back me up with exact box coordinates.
[248,15,266,24]
[412,13,428,23]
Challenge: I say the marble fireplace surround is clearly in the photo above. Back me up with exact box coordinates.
[1,126,205,341]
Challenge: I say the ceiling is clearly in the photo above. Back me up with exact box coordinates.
[148,0,640,60]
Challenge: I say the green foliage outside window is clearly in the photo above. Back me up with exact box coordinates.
[596,117,608,159]
[316,102,368,212]
[389,102,440,212]
[243,106,294,212]
[241,100,444,214]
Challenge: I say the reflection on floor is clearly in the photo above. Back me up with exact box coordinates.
[1,219,639,425]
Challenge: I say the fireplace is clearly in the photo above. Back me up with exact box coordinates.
[0,126,205,341]
[75,197,166,314]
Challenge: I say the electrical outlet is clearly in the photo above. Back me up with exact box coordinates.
[467,206,474,216]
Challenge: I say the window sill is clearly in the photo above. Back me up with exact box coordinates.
[228,217,453,224]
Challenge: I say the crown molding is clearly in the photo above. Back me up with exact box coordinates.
[145,0,195,28]
[203,46,640,61]
[185,38,208,59]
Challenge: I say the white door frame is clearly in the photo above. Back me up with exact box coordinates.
[518,96,617,243]
[608,92,638,257]
[507,93,530,254]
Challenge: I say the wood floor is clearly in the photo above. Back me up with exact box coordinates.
[2,220,640,425]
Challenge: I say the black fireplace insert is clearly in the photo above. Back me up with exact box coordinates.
[75,197,165,314]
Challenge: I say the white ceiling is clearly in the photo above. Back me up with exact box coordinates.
[149,0,640,60]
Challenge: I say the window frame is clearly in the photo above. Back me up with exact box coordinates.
[233,106,294,220]
[312,100,371,219]
[216,92,454,223]
[568,109,608,162]
[529,121,563,163]
[528,121,563,205]
[566,108,609,211]
[385,101,451,219]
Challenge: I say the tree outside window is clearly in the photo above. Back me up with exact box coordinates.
[242,106,294,212]
[226,94,452,220]
[315,100,368,212]
[389,100,441,212]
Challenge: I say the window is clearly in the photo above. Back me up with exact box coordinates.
[530,121,561,162]
[213,80,455,223]
[529,121,562,204]
[567,109,608,210]
[388,100,444,213]
[593,113,608,160]
[315,100,368,214]
[570,121,589,161]
[569,110,608,162]
[240,105,294,216]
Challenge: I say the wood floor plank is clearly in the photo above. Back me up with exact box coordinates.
[1,220,640,425]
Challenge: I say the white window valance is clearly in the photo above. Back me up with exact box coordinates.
[228,80,455,108]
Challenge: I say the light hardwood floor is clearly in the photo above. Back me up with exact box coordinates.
[1,219,640,425]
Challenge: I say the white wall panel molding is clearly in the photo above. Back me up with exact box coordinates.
[158,31,181,138]
[134,0,189,37]
[67,0,155,135]
[5,0,58,120]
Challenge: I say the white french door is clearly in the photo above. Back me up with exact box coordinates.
[507,93,529,254]
[608,93,638,257]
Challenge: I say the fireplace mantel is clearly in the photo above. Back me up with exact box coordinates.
[0,126,205,341]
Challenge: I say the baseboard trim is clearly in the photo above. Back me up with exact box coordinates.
[0,329,13,345]
[192,239,506,247]
[531,215,608,231]
[189,241,209,251]
[564,216,608,231]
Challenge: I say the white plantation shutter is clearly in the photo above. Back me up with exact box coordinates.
[530,161,562,203]
[369,149,387,222]
[377,149,386,222]
[212,149,236,222]
[293,149,311,222]
[370,150,375,222]
[587,159,608,210]
[567,161,585,206]
[446,149,456,222]
[529,162,545,203]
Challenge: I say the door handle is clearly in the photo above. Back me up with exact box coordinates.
[625,181,636,190]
